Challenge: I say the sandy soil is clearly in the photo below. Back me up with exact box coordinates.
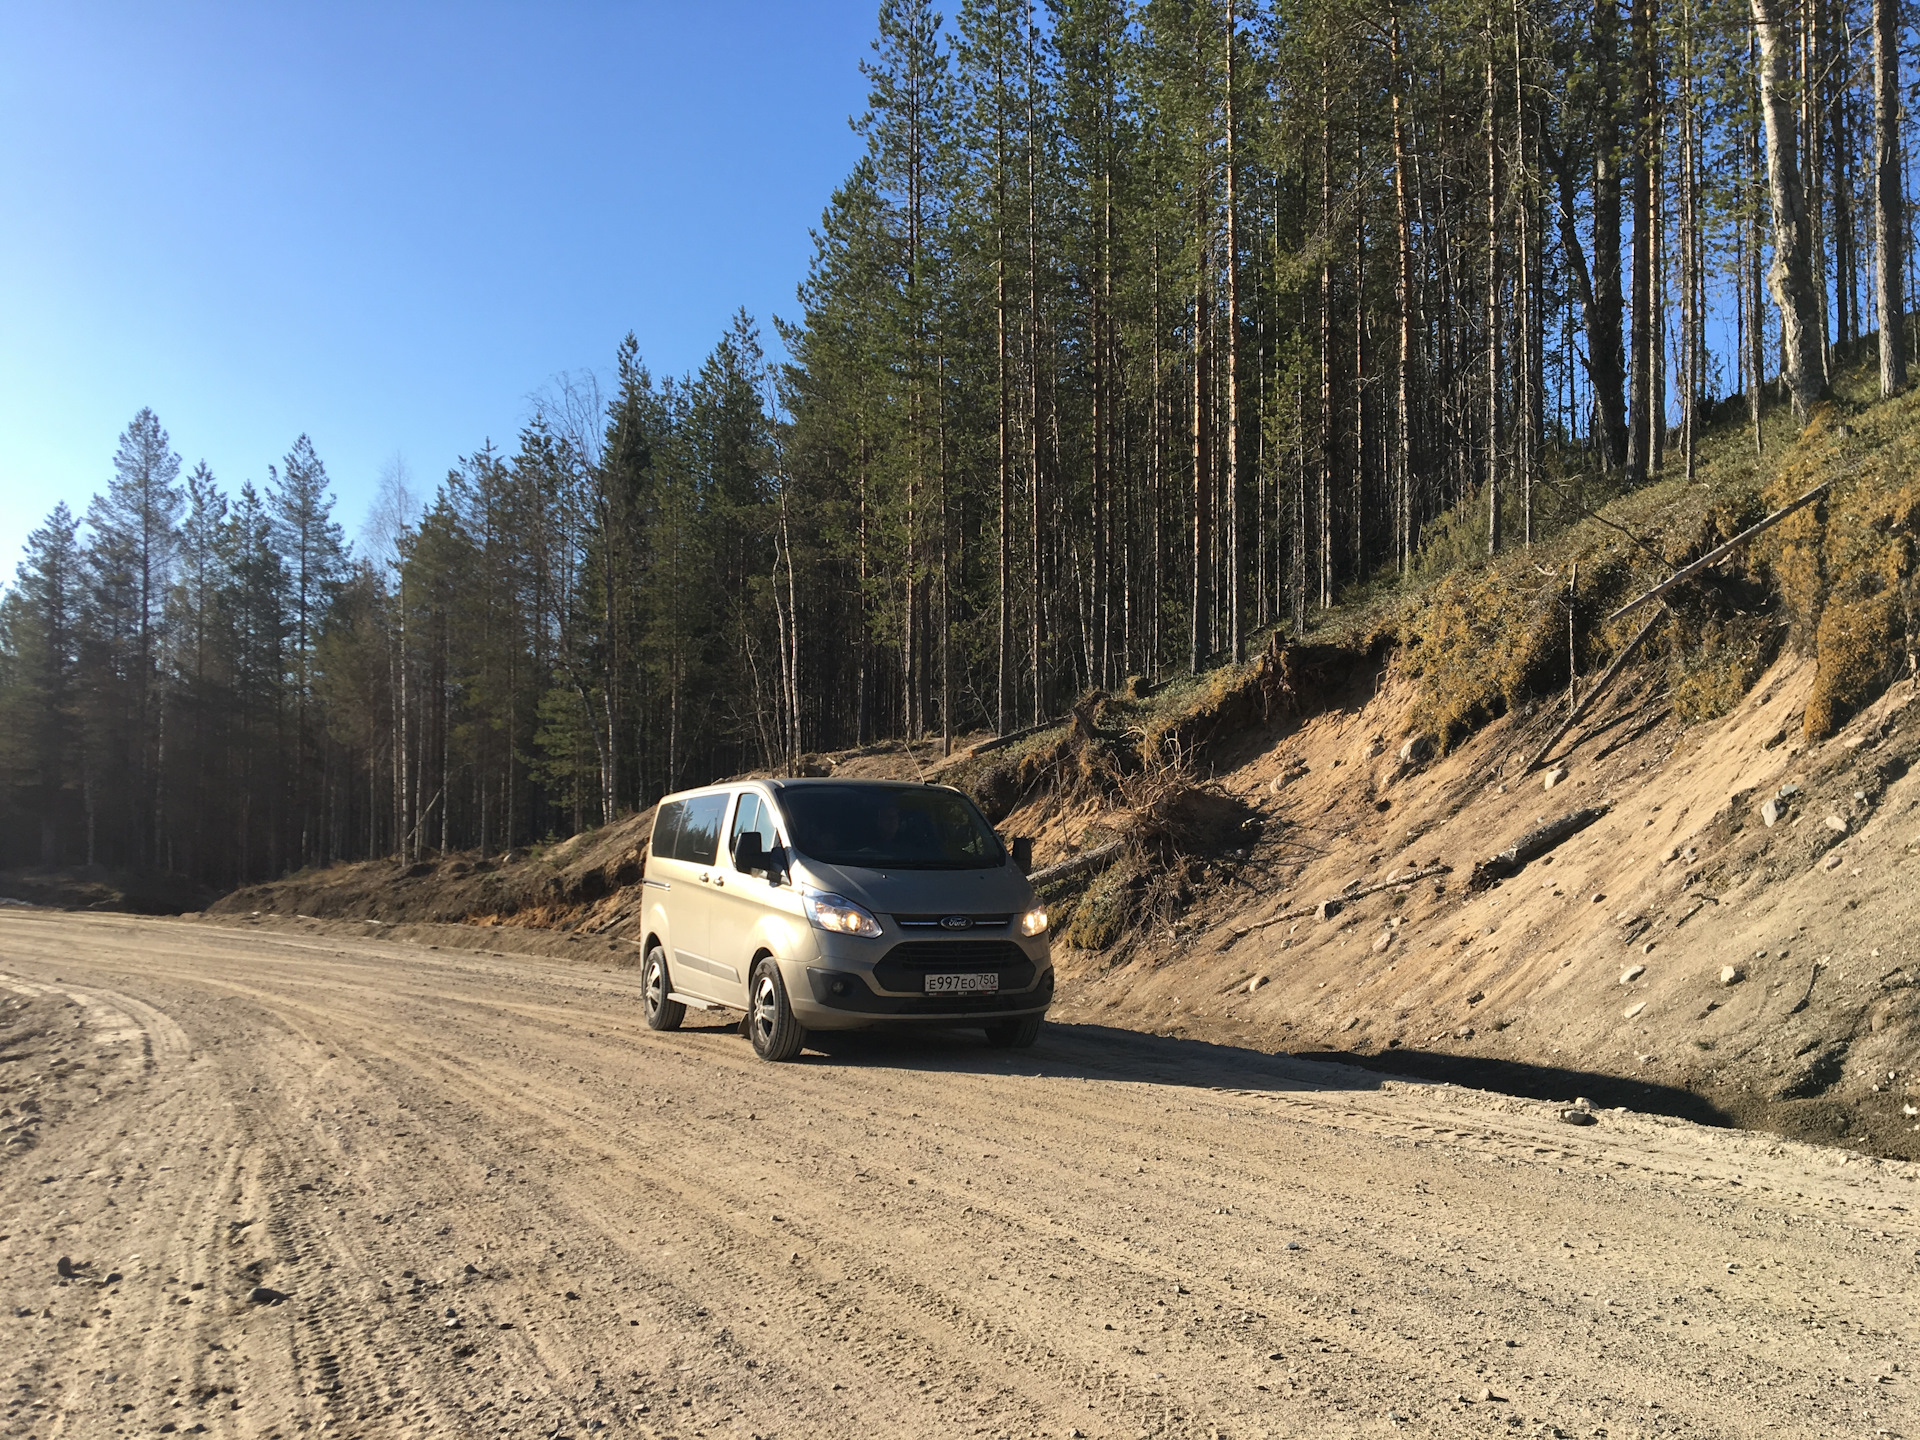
[1045,654,1920,1160]
[2,910,1916,1440]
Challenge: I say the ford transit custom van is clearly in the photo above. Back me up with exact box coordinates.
[639,779,1052,1060]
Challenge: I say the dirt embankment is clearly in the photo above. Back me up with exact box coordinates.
[1011,643,1920,1162]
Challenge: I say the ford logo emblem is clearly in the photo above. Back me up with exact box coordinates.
[939,915,972,931]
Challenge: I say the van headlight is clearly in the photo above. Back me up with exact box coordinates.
[1018,906,1049,937]
[803,892,883,938]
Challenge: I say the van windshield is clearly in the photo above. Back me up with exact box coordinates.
[775,784,1004,870]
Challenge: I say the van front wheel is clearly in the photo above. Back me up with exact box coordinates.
[643,944,685,1032]
[984,1014,1043,1049]
[748,959,808,1061]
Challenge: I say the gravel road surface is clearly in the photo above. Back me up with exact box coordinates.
[2,911,1915,1439]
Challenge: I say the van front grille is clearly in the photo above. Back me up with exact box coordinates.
[891,913,1012,930]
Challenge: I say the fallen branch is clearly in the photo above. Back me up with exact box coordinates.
[1523,607,1666,773]
[1028,840,1126,889]
[1467,806,1610,891]
[940,715,1070,764]
[1605,479,1830,625]
[1227,864,1453,936]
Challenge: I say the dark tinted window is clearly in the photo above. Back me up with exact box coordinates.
[672,793,729,865]
[775,784,1002,870]
[651,801,684,861]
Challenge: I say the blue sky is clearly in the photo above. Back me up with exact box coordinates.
[0,2,876,572]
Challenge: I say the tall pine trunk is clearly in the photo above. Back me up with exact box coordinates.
[1627,0,1656,483]
[1754,0,1830,422]
[1485,14,1502,552]
[1591,0,1629,470]
[1390,2,1416,571]
[1224,0,1243,663]
[1875,0,1907,394]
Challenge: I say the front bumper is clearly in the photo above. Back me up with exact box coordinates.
[797,964,1054,1023]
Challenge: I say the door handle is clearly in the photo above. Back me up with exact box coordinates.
[698,870,709,883]
[713,875,725,887]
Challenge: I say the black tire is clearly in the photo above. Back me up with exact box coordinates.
[642,944,685,1032]
[747,957,808,1061]
[984,1013,1043,1049]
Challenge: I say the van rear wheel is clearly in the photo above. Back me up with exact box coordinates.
[642,944,685,1031]
[747,958,808,1061]
[984,1014,1043,1049]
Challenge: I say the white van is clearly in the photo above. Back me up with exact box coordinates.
[639,779,1052,1060]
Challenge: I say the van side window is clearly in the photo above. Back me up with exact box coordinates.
[651,800,685,860]
[673,793,729,865]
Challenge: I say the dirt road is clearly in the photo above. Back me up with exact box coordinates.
[2,911,1915,1439]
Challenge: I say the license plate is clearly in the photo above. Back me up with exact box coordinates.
[924,972,998,994]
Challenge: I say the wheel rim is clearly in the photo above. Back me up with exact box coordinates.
[751,972,779,1046]
[645,956,665,1014]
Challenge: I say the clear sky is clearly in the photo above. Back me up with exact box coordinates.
[0,2,876,573]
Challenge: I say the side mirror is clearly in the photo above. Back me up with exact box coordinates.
[734,831,766,876]
[1010,836,1033,874]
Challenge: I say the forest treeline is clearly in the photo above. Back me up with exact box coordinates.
[2,0,1913,884]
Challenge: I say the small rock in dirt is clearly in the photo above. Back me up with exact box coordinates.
[1719,965,1745,986]
[1543,767,1567,790]
[1316,899,1343,922]
[1825,814,1849,834]
[1453,1026,1474,1040]
[1823,853,1843,871]
[1622,1000,1647,1020]
[1481,1387,1504,1403]
[1761,798,1784,828]
[1561,1108,1597,1126]
[1620,964,1646,984]
[55,1256,74,1279]
[1285,1241,1302,1251]
[1245,975,1268,994]
[1399,735,1432,764]
[246,1286,289,1305]
[1372,931,1394,953]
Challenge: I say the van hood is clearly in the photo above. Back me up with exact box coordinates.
[794,858,1034,917]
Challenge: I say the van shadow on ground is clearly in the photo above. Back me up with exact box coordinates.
[769,1019,1732,1129]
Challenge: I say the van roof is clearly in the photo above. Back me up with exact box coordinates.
[763,777,949,790]
[655,777,951,804]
